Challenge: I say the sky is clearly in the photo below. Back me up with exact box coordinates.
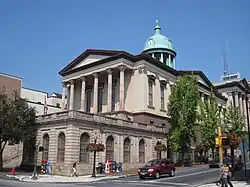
[0,0,250,94]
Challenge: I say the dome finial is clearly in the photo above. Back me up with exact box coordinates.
[155,18,161,34]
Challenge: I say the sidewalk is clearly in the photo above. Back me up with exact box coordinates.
[6,173,126,183]
[199,181,248,187]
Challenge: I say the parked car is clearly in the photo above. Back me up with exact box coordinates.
[138,158,176,179]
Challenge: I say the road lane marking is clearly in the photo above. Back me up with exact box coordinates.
[149,168,219,182]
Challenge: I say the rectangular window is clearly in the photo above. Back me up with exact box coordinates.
[160,85,165,110]
[148,80,153,107]
[98,87,103,113]
[86,90,92,112]
[111,84,116,111]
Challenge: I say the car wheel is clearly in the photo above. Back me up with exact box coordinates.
[139,176,145,180]
[155,172,160,179]
[170,169,175,177]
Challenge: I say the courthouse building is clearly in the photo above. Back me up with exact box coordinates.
[34,19,249,176]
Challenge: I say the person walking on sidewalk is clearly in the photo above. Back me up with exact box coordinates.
[216,164,228,187]
[71,161,79,177]
[225,164,233,187]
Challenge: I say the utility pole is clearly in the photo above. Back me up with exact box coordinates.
[217,126,223,165]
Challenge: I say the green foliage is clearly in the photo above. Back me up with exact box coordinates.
[198,91,221,151]
[167,75,199,153]
[223,105,245,148]
[0,90,37,169]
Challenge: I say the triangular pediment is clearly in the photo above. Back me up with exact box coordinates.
[72,54,110,69]
[59,49,127,75]
[178,70,212,88]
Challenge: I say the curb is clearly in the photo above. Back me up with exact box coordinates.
[10,175,127,184]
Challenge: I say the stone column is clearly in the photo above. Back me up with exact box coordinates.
[106,68,113,112]
[61,82,66,110]
[200,92,204,102]
[239,92,243,114]
[227,92,233,107]
[160,53,163,63]
[80,76,86,112]
[66,83,70,110]
[93,73,99,113]
[118,65,126,111]
[173,58,176,69]
[168,54,171,66]
[235,91,239,107]
[69,80,75,110]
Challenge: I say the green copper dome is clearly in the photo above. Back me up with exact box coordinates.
[143,19,175,53]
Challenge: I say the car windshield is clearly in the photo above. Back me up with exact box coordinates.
[145,160,160,166]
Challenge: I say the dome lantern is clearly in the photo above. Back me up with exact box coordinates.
[142,18,177,69]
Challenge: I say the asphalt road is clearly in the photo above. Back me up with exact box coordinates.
[0,165,220,187]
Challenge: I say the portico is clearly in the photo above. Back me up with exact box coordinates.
[60,65,128,113]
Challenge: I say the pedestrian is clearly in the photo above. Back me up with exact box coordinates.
[71,161,78,177]
[225,164,233,187]
[216,164,228,187]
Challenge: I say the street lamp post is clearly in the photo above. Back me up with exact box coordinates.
[91,138,97,178]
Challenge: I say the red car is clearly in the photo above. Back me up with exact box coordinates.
[138,158,176,179]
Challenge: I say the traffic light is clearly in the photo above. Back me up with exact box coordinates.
[221,137,230,146]
[215,138,220,146]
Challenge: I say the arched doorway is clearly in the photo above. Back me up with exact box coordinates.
[57,132,65,163]
[106,135,114,160]
[79,133,90,163]
[42,133,49,160]
[123,138,131,163]
[156,141,161,159]
[139,139,145,163]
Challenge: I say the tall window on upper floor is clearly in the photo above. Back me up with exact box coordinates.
[111,82,116,111]
[154,52,161,61]
[160,85,165,110]
[98,85,104,113]
[148,80,154,107]
[86,89,92,112]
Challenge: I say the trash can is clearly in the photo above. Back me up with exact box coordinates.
[112,161,117,172]
[96,162,103,174]
[118,162,122,172]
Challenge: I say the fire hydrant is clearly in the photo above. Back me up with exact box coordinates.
[11,167,16,175]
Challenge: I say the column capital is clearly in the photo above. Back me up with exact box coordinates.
[227,91,233,96]
[118,65,127,72]
[138,67,147,74]
[233,90,239,95]
[69,80,75,84]
[80,76,86,81]
[93,72,99,78]
[106,68,113,74]
[62,82,67,87]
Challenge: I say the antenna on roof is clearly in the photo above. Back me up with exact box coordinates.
[223,40,229,77]
[221,40,240,81]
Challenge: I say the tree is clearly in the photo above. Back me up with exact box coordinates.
[167,75,199,164]
[0,90,36,171]
[198,91,221,157]
[86,139,105,177]
[223,105,245,167]
[154,143,167,159]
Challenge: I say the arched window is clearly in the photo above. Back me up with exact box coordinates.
[123,138,131,163]
[106,136,114,160]
[156,141,161,159]
[57,132,65,163]
[79,133,90,163]
[139,139,145,163]
[42,133,49,160]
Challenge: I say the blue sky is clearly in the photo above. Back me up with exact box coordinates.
[1,0,249,94]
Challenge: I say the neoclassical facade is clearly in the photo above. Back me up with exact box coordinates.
[35,19,250,175]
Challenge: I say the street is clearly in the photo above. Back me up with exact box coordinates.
[0,165,220,187]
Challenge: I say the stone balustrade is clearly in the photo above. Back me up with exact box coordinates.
[36,110,167,133]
